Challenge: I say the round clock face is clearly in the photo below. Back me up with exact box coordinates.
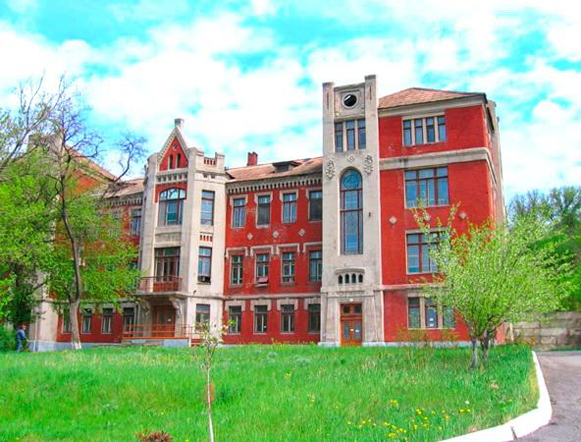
[342,93,357,108]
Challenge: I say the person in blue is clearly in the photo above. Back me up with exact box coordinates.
[15,324,27,352]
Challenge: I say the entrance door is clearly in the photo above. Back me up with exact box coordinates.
[153,305,176,338]
[340,303,363,346]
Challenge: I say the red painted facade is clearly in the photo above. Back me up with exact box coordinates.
[50,86,504,347]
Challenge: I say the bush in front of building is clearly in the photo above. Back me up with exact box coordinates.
[0,326,15,352]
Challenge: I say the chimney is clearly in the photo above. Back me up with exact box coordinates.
[174,118,185,130]
[247,151,258,166]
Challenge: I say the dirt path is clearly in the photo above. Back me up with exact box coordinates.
[520,351,581,441]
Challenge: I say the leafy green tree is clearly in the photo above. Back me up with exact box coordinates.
[415,210,572,369]
[45,191,141,348]
[0,153,56,325]
[510,186,581,310]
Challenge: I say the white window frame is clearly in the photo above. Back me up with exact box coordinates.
[407,295,455,330]
[402,114,446,147]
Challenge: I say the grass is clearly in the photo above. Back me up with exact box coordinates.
[0,345,537,442]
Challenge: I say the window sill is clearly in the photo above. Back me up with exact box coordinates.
[197,281,212,285]
[256,224,270,229]
[308,219,322,223]
[280,332,295,334]
[280,282,296,286]
[404,141,446,148]
[406,203,450,210]
[308,331,320,334]
[255,283,269,288]
[407,327,456,331]
[229,284,243,288]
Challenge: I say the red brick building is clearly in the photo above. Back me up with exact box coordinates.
[30,76,504,350]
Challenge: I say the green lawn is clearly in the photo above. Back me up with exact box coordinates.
[0,345,537,441]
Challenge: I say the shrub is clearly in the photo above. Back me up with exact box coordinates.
[0,326,15,352]
[136,430,173,442]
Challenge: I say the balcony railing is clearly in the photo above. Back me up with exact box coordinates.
[138,276,182,293]
[123,324,193,339]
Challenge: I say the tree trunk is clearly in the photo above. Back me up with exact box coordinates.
[69,298,82,350]
[470,338,479,369]
[206,365,214,442]
[60,181,84,350]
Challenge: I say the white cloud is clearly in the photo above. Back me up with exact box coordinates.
[0,3,580,199]
[6,0,38,15]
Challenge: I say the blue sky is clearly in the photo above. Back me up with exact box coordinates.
[0,0,580,201]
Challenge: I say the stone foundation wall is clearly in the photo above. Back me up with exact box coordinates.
[510,312,581,350]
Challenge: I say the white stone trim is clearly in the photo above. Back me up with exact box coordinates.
[250,299,272,311]
[227,174,322,194]
[303,297,320,309]
[302,241,322,253]
[275,243,300,255]
[228,194,248,206]
[249,245,274,257]
[379,147,498,188]
[224,300,246,311]
[378,96,485,117]
[225,247,249,257]
[442,351,552,441]
[276,299,299,309]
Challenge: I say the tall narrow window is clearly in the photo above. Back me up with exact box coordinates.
[158,188,185,226]
[414,119,424,144]
[335,122,344,152]
[426,117,435,143]
[123,307,135,332]
[101,308,113,334]
[309,250,322,283]
[403,120,412,146]
[201,190,215,225]
[254,305,268,333]
[232,198,246,228]
[231,255,243,285]
[176,153,181,168]
[340,170,363,254]
[281,305,295,333]
[405,167,449,208]
[438,116,446,142]
[228,306,242,333]
[155,247,180,279]
[195,304,211,330]
[425,298,438,329]
[282,193,297,223]
[198,247,212,283]
[256,253,269,283]
[82,309,92,334]
[346,120,356,150]
[130,208,142,235]
[168,155,173,169]
[408,298,421,328]
[257,195,271,226]
[308,304,321,333]
[281,252,295,283]
[309,190,322,221]
[357,119,366,149]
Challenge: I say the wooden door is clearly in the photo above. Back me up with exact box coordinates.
[340,303,363,346]
[153,306,176,338]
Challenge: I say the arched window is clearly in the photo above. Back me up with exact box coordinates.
[159,188,186,226]
[168,155,174,169]
[340,169,363,254]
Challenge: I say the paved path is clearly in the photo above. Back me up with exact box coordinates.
[520,351,581,441]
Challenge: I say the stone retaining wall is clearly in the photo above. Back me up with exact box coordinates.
[510,312,581,350]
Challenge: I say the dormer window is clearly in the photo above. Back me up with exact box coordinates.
[403,115,446,146]
[273,161,299,173]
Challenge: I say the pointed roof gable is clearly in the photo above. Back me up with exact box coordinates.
[378,87,483,109]
[157,126,189,164]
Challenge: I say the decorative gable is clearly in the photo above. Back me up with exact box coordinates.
[158,129,189,172]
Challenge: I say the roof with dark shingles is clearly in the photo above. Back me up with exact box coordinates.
[226,157,323,182]
[378,87,482,109]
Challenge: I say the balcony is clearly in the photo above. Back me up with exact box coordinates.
[123,323,193,339]
[138,276,182,294]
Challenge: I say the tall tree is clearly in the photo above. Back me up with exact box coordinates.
[41,93,145,349]
[0,152,56,325]
[509,186,581,310]
[415,210,572,369]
